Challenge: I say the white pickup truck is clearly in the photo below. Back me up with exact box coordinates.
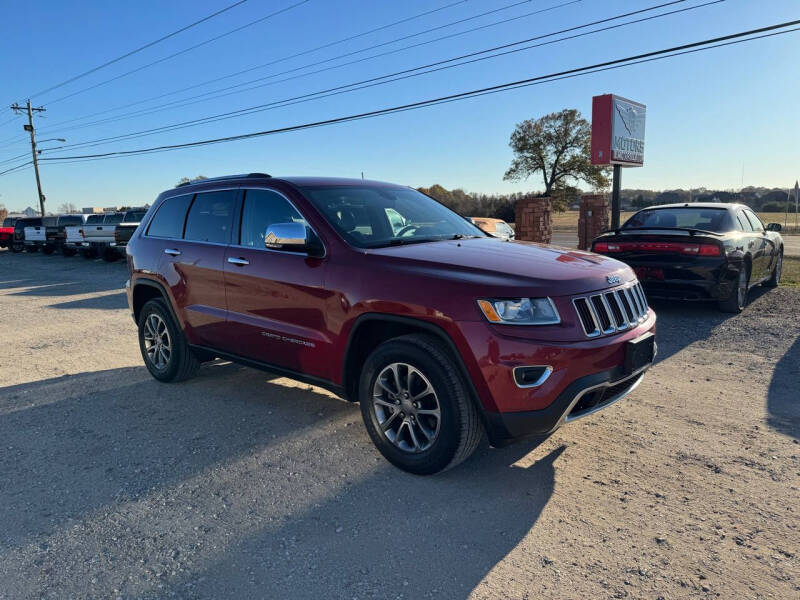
[23,222,48,252]
[81,212,124,259]
[64,214,105,256]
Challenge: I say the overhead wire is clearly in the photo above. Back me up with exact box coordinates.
[28,20,799,167]
[42,0,718,153]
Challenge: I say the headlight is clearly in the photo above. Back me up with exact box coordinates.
[477,297,560,325]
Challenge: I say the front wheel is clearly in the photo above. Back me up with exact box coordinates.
[719,265,749,313]
[138,298,199,382]
[359,334,484,475]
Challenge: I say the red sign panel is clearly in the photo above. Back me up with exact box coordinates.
[591,94,646,167]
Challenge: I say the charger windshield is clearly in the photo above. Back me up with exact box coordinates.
[300,185,484,248]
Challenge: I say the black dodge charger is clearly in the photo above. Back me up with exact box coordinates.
[591,203,783,313]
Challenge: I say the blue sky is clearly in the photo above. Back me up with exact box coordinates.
[0,0,798,211]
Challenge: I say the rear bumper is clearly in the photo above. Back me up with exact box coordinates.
[484,363,651,444]
[622,258,742,301]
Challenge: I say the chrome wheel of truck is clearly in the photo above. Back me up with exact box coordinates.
[372,362,442,453]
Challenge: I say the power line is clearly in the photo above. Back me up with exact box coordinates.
[0,151,30,166]
[38,0,533,132]
[43,0,715,153]
[31,20,799,167]
[27,0,252,99]
[41,0,313,105]
[0,160,32,176]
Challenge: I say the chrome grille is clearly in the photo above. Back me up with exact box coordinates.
[573,281,649,338]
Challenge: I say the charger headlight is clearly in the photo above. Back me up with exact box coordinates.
[477,297,560,325]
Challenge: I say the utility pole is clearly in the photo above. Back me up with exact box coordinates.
[10,100,46,216]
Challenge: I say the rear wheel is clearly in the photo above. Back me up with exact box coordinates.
[359,334,484,475]
[763,252,782,288]
[11,243,23,253]
[719,265,749,313]
[138,298,199,382]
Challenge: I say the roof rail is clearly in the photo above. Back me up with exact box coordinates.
[175,173,271,187]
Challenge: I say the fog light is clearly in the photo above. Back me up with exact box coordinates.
[513,366,553,388]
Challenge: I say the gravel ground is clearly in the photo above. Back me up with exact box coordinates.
[1,250,798,599]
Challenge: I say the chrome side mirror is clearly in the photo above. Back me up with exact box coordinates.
[265,222,308,251]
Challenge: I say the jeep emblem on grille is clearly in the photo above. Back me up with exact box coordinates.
[606,275,621,285]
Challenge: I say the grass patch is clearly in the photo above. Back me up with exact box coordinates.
[780,256,800,287]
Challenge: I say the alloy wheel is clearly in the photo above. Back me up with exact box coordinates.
[143,313,171,370]
[372,362,441,453]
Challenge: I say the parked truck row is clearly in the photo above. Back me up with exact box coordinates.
[3,209,146,261]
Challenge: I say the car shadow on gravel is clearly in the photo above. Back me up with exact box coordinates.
[136,442,564,600]
[49,291,128,310]
[767,333,800,439]
[0,362,354,550]
[648,286,771,364]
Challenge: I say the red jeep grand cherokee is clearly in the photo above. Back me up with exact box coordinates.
[126,174,656,474]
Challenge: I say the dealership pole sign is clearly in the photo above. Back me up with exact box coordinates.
[591,94,646,167]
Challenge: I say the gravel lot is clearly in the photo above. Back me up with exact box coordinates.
[1,250,798,599]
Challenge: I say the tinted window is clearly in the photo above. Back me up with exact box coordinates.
[58,216,83,226]
[623,208,733,232]
[301,185,482,248]
[240,189,307,248]
[735,212,749,231]
[744,209,764,232]
[17,218,41,230]
[42,216,59,227]
[147,195,192,238]
[184,191,236,243]
[103,213,124,225]
[2,218,14,227]
[123,211,146,223]
[86,214,104,224]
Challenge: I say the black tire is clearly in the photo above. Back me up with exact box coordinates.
[42,245,55,255]
[719,263,749,313]
[27,245,39,253]
[102,248,118,262]
[11,243,23,253]
[763,251,782,288]
[62,247,77,257]
[359,333,484,475]
[138,298,200,383]
[80,248,94,259]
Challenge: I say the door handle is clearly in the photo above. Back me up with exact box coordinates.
[227,257,249,266]
[164,248,181,256]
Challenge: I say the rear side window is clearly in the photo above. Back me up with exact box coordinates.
[58,216,82,226]
[2,218,14,227]
[184,191,236,243]
[737,211,753,232]
[744,209,764,232]
[147,195,192,238]
[86,214,104,224]
[239,189,307,248]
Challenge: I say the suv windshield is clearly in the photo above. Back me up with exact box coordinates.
[300,185,483,248]
[623,207,733,233]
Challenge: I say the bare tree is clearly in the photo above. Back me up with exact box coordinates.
[58,202,78,214]
[504,109,609,196]
[176,175,209,186]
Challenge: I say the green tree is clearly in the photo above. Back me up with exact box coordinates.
[503,109,609,196]
[176,175,208,186]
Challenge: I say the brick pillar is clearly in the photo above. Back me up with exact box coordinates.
[514,196,552,243]
[578,194,610,250]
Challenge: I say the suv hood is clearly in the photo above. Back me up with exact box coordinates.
[368,237,634,296]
